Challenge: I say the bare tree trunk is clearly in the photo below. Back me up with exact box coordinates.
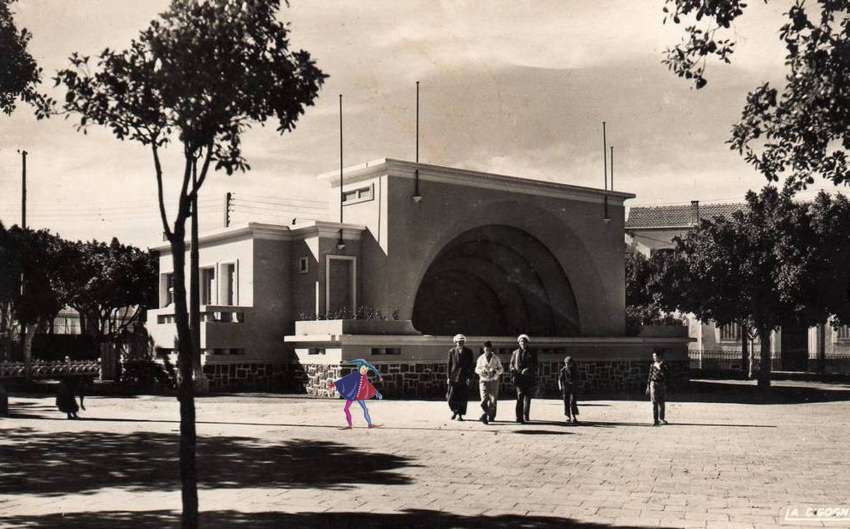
[171,233,199,529]
[817,321,826,375]
[189,165,205,392]
[22,318,46,379]
[740,322,748,380]
[758,326,772,389]
[22,322,35,379]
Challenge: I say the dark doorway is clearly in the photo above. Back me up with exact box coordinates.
[780,323,809,371]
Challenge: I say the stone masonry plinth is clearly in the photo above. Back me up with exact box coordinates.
[300,358,690,399]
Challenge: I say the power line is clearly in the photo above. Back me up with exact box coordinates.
[230,203,326,214]
[234,192,326,204]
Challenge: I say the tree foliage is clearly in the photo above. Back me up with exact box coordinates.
[780,191,850,326]
[56,238,157,343]
[1,225,67,327]
[0,224,157,345]
[651,187,850,386]
[664,0,850,189]
[0,0,52,116]
[624,246,683,335]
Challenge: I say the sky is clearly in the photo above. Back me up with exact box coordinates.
[1,0,844,249]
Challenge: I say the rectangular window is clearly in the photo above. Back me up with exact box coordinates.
[220,263,236,305]
[370,347,401,355]
[201,267,215,305]
[326,255,356,315]
[341,183,374,205]
[719,322,741,342]
[162,273,174,307]
[298,256,309,274]
[838,325,850,341]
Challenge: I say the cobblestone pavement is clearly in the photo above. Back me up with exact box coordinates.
[1,380,849,529]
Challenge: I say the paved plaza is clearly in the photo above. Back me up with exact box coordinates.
[1,380,849,529]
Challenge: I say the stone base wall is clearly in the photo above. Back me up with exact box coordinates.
[202,362,306,393]
[300,359,690,399]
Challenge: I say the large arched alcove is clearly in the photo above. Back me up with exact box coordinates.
[411,225,580,337]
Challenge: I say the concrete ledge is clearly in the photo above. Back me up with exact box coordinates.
[293,320,420,336]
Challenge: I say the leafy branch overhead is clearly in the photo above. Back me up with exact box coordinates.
[662,0,753,88]
[55,0,327,177]
[664,0,850,188]
[0,0,53,117]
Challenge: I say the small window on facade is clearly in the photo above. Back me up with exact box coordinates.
[371,347,401,355]
[163,273,174,307]
[308,347,325,355]
[341,183,374,205]
[298,256,309,274]
[200,267,215,305]
[838,325,850,341]
[220,263,236,305]
[719,322,741,342]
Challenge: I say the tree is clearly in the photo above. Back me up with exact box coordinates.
[626,245,665,335]
[55,1,326,526]
[0,226,67,370]
[780,192,850,372]
[56,238,157,344]
[652,187,809,388]
[0,222,21,359]
[0,0,51,116]
[663,0,850,190]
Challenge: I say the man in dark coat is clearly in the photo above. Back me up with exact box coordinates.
[446,334,475,420]
[510,334,537,423]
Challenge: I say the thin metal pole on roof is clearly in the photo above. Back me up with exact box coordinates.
[338,94,345,249]
[610,145,614,191]
[339,94,343,224]
[602,122,610,221]
[602,121,607,191]
[413,81,423,203]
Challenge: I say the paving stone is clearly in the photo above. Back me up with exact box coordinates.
[0,386,848,529]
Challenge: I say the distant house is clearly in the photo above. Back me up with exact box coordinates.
[52,308,81,335]
[626,200,850,373]
[626,200,741,255]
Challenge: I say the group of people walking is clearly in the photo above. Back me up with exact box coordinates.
[447,334,671,426]
[323,334,671,428]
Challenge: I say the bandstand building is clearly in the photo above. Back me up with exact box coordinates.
[148,159,690,396]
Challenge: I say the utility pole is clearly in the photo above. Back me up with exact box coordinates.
[17,150,29,379]
[20,150,27,229]
[224,192,232,228]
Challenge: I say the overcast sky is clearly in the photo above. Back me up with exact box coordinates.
[0,0,842,248]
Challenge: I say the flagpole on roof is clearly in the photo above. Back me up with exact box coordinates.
[337,93,346,250]
[413,81,423,203]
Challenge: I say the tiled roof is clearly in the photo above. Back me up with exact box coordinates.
[626,203,744,229]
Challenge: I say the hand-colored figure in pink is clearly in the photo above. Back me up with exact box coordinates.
[328,359,383,428]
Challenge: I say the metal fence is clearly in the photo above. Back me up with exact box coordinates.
[690,349,779,374]
[690,349,850,375]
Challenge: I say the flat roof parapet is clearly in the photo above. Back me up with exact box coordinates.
[318,158,635,205]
